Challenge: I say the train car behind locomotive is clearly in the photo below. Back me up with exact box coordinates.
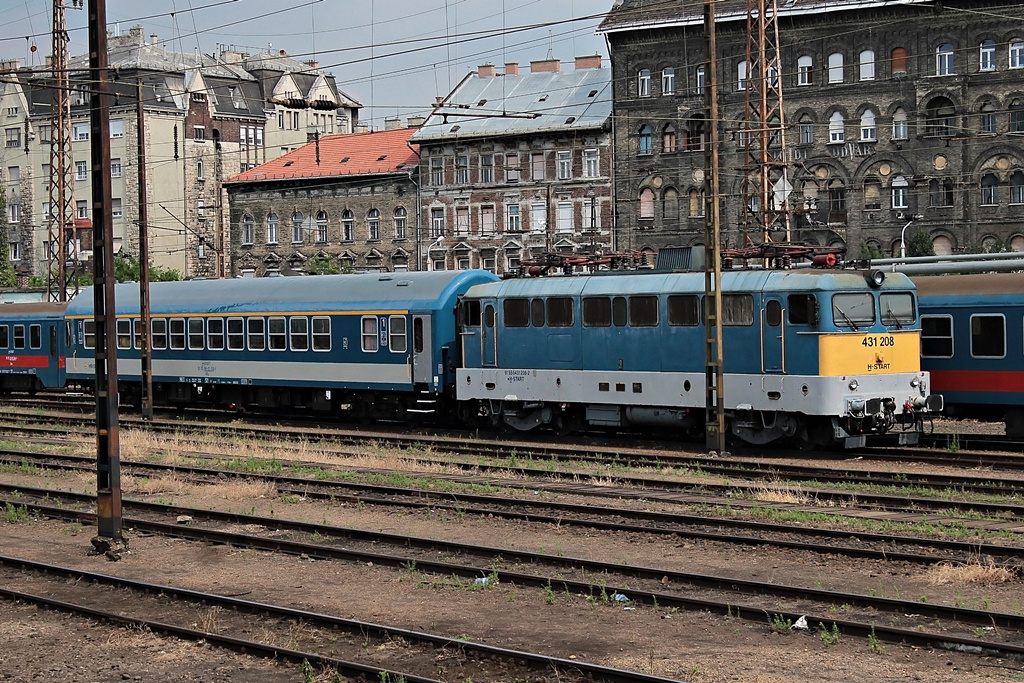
[64,270,498,418]
[456,268,940,448]
[0,302,68,394]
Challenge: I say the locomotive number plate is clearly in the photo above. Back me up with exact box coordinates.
[860,335,896,348]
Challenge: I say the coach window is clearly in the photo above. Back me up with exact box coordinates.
[612,296,628,327]
[247,318,266,351]
[504,298,530,327]
[629,296,659,326]
[787,294,817,325]
[207,319,224,351]
[390,316,408,353]
[920,315,953,357]
[0,324,7,348]
[971,314,1005,358]
[169,318,186,350]
[227,318,244,351]
[290,317,309,351]
[547,298,574,327]
[312,317,331,351]
[81,322,93,349]
[117,319,133,349]
[188,318,205,350]
[880,293,915,328]
[831,293,875,328]
[668,295,700,326]
[531,298,545,327]
[29,324,41,349]
[722,294,754,325]
[268,317,287,351]
[766,300,782,327]
[583,297,612,326]
[132,319,142,349]
[151,319,167,350]
[361,316,379,352]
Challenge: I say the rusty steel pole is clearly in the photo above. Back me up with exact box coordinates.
[89,0,123,542]
[137,78,153,420]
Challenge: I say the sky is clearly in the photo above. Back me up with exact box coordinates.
[1,0,613,128]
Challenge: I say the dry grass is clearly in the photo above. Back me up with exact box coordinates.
[121,472,194,496]
[925,558,1016,586]
[203,479,278,500]
[749,481,810,505]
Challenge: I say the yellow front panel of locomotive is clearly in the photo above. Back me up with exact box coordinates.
[818,330,921,376]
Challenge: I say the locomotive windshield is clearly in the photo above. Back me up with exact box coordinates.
[831,293,875,329]
[880,292,915,328]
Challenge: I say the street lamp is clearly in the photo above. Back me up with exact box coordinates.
[899,214,925,259]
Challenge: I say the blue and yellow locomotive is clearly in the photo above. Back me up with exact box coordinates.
[456,268,940,448]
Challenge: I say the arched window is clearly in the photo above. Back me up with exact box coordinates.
[892,107,909,140]
[827,53,844,83]
[638,125,653,154]
[639,188,655,219]
[799,114,814,144]
[860,110,876,141]
[689,189,704,217]
[797,55,813,85]
[1012,171,1024,204]
[662,67,676,95]
[685,116,705,151]
[663,187,679,221]
[859,50,875,80]
[1011,99,1024,133]
[981,102,997,134]
[367,208,380,241]
[863,176,881,210]
[637,69,651,97]
[315,210,328,243]
[981,174,999,205]
[342,209,355,241]
[828,111,845,143]
[241,214,254,245]
[936,43,955,76]
[980,40,996,71]
[394,206,407,240]
[1012,41,1024,69]
[925,97,957,137]
[291,211,304,243]
[828,178,847,221]
[663,124,677,153]
[737,60,748,90]
[890,47,908,75]
[891,175,909,209]
[933,235,953,255]
[266,212,279,244]
[930,179,954,207]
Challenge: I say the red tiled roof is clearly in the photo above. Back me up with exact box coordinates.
[225,127,419,184]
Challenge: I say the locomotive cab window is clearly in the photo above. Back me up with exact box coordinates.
[29,324,41,349]
[82,321,94,349]
[504,298,530,327]
[151,319,167,350]
[880,292,915,328]
[289,317,309,351]
[14,324,25,349]
[188,318,205,350]
[312,316,331,351]
[247,318,266,351]
[788,294,818,325]
[390,316,408,353]
[361,316,379,352]
[920,315,953,358]
[170,318,186,350]
[613,297,628,327]
[547,297,574,327]
[723,294,754,326]
[117,319,133,349]
[668,295,699,326]
[484,305,495,329]
[531,298,545,327]
[831,293,875,328]
[583,297,611,327]
[971,314,1005,358]
[461,300,481,327]
[227,318,244,351]
[629,296,659,326]
[268,317,287,351]
[208,318,225,351]
[765,300,782,327]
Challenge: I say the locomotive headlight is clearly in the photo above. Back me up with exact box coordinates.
[910,377,920,388]
[848,379,859,391]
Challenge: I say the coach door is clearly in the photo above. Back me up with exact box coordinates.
[762,296,785,373]
[412,315,432,384]
[482,304,497,366]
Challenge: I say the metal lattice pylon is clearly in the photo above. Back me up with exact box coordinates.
[739,0,791,247]
[46,0,79,302]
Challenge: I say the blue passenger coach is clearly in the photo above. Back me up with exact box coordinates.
[456,268,938,448]
[0,302,68,393]
[65,271,498,418]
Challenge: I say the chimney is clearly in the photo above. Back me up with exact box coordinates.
[477,64,495,77]
[530,58,560,73]
[384,116,402,130]
[504,62,519,76]
[304,59,320,70]
[434,96,445,106]
[150,34,158,45]
[407,115,426,128]
[575,55,602,70]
